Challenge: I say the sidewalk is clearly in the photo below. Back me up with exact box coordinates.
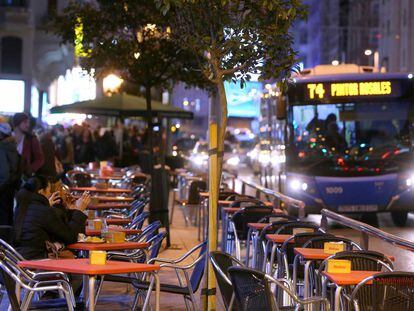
[98,197,222,310]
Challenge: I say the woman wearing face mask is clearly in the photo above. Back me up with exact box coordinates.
[13,175,88,259]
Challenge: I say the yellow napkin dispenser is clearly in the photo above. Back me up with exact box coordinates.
[327,259,351,274]
[89,251,107,265]
[324,242,345,254]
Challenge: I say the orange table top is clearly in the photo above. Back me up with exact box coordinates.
[105,218,132,225]
[87,203,131,210]
[67,241,148,251]
[199,192,209,198]
[322,270,377,286]
[75,195,134,202]
[265,234,293,244]
[220,201,274,207]
[294,248,332,260]
[294,248,396,262]
[91,176,124,180]
[70,187,132,194]
[222,207,283,214]
[219,200,234,206]
[85,228,141,236]
[18,258,159,275]
[247,223,269,230]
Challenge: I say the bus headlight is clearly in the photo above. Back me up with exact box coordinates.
[226,156,240,166]
[406,176,414,187]
[290,179,308,191]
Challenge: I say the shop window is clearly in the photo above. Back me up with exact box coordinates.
[0,0,26,7]
[1,36,23,74]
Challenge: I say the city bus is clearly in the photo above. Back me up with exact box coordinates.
[281,64,414,226]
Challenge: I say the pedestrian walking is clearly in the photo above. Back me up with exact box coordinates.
[12,113,44,178]
[0,116,21,225]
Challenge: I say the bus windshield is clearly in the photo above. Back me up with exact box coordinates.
[288,100,414,175]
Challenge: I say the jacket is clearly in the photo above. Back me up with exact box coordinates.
[13,190,87,259]
[21,134,44,177]
[0,136,21,191]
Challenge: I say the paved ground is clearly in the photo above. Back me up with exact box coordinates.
[2,166,414,310]
[96,194,218,310]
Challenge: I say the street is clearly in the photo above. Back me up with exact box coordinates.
[237,164,414,272]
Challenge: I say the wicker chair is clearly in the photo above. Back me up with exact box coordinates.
[350,272,414,311]
[317,250,394,310]
[228,266,330,311]
[210,251,244,310]
[229,205,273,261]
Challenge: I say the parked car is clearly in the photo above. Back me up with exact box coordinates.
[188,141,240,176]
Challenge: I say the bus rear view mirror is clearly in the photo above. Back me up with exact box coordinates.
[277,96,287,120]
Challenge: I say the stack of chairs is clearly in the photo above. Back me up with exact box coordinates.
[214,202,414,311]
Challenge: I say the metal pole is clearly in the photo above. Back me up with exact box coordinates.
[206,121,218,310]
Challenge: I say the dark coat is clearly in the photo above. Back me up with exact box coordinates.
[0,136,21,191]
[21,134,44,177]
[13,190,87,259]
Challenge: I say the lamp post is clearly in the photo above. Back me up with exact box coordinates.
[103,74,123,95]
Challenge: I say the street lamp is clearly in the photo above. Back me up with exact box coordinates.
[331,60,339,66]
[364,49,373,56]
[103,74,123,95]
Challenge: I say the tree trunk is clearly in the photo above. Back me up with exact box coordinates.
[145,86,156,221]
[216,79,228,189]
[206,78,228,311]
[145,86,154,167]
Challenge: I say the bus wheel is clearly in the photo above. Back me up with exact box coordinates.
[391,211,408,227]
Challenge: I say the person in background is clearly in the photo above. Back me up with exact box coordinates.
[0,116,21,225]
[95,129,117,162]
[78,128,95,164]
[72,124,84,164]
[55,125,74,171]
[12,113,44,178]
[38,130,59,181]
[12,175,87,260]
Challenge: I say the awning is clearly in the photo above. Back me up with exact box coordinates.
[50,93,193,119]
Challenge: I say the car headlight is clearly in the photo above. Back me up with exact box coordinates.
[226,156,240,166]
[289,179,308,191]
[271,155,286,165]
[248,150,258,160]
[191,154,208,166]
[258,154,271,165]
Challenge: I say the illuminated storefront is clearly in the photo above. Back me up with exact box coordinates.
[0,79,25,113]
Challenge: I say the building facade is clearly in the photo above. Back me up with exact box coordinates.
[293,0,379,68]
[0,0,73,115]
[378,0,414,72]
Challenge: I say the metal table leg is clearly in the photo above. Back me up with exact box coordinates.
[88,276,96,311]
[245,228,252,266]
[334,286,343,311]
[142,272,160,311]
[303,260,311,311]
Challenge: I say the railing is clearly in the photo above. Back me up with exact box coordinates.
[221,172,306,217]
[320,208,414,252]
[223,172,414,253]
[220,170,414,255]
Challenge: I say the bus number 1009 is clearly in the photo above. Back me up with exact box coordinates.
[325,187,343,194]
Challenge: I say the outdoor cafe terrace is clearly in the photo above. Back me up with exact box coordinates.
[1,165,414,311]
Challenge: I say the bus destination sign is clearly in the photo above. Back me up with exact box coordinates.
[306,81,394,100]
